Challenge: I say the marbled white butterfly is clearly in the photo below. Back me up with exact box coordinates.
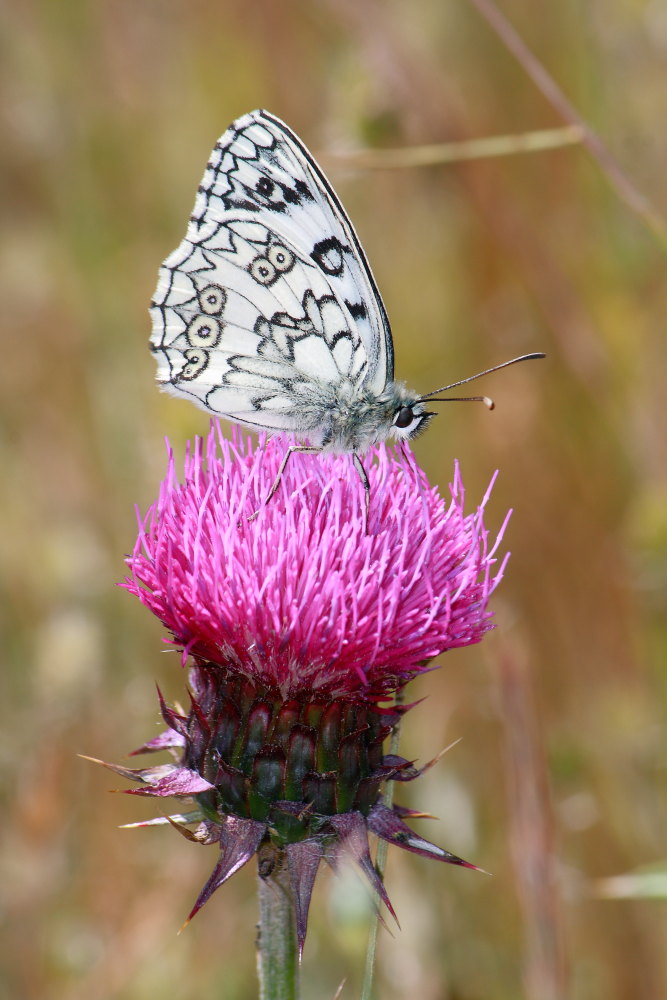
[150,109,543,505]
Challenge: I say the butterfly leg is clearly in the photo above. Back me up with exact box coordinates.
[352,453,370,533]
[248,444,321,521]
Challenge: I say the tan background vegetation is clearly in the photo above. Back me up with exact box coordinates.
[2,1,666,997]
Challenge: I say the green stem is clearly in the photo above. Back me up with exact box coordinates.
[360,691,404,1000]
[256,850,300,1000]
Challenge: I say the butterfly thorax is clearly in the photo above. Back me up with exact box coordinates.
[313,381,431,454]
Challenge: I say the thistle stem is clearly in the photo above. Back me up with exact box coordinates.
[361,691,405,1000]
[256,852,300,1000]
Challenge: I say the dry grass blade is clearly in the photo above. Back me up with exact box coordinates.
[324,125,584,170]
[495,642,568,1000]
[465,0,667,248]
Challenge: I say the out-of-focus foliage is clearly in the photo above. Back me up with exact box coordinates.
[2,1,666,998]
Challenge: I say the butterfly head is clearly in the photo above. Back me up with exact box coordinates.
[390,397,435,442]
[386,352,547,446]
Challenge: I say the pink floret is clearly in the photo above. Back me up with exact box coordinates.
[123,424,509,699]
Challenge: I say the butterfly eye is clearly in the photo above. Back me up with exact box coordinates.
[394,406,415,429]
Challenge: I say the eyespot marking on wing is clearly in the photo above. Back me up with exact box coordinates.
[187,315,222,349]
[178,348,210,381]
[198,284,227,315]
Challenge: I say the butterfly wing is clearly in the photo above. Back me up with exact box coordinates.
[150,109,394,433]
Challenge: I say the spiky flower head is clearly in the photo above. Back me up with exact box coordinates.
[104,424,508,951]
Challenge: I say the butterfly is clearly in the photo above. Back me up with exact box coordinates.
[150,109,543,509]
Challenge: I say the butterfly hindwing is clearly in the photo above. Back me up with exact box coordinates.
[150,109,394,432]
[151,220,369,431]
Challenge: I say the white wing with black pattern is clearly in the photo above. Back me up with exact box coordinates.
[150,109,395,436]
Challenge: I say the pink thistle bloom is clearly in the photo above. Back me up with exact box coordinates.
[124,424,508,699]
[106,424,509,950]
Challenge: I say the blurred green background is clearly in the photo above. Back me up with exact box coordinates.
[2,1,667,998]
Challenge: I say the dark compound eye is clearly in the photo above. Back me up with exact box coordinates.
[394,406,415,429]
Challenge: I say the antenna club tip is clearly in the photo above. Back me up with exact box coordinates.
[484,397,495,410]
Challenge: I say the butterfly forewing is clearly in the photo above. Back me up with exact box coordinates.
[150,109,394,433]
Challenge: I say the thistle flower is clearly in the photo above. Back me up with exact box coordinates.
[104,423,509,953]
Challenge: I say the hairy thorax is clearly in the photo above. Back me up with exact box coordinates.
[313,381,419,454]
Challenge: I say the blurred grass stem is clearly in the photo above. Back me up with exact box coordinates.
[496,645,568,1000]
[465,0,667,248]
[325,125,583,170]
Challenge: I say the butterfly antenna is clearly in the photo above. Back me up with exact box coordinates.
[418,353,545,408]
[429,394,496,409]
